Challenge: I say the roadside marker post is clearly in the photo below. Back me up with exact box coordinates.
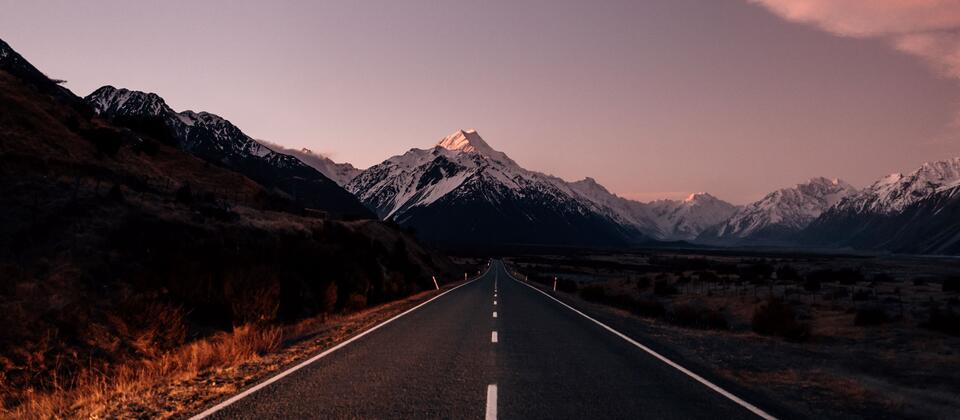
[432,276,439,290]
[553,277,557,292]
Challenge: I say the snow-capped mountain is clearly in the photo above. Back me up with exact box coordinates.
[800,158,960,252]
[259,141,362,186]
[345,129,741,246]
[831,158,960,215]
[84,86,372,218]
[699,177,857,243]
[647,193,739,240]
[564,179,738,240]
[346,129,646,246]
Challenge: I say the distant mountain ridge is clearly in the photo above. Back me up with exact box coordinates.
[699,177,857,244]
[84,86,372,219]
[800,158,960,253]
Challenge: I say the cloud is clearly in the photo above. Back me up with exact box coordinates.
[750,0,960,78]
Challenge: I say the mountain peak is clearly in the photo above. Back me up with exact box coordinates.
[436,129,495,155]
[684,192,714,203]
[86,85,171,117]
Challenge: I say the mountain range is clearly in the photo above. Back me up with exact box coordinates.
[7,34,960,253]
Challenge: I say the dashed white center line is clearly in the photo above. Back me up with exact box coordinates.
[491,331,498,343]
[493,311,497,318]
[485,384,497,420]
[493,300,497,305]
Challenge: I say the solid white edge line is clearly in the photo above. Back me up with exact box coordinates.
[485,384,498,420]
[502,264,777,420]
[190,266,492,419]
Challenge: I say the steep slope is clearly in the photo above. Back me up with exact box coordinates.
[801,158,960,252]
[259,141,362,186]
[699,177,857,243]
[346,130,644,247]
[0,38,457,411]
[84,86,372,218]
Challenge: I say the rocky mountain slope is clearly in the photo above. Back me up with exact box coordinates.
[698,177,857,243]
[84,86,372,218]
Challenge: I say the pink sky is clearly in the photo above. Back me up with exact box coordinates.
[3,0,960,203]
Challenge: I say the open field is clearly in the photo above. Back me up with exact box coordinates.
[506,249,960,418]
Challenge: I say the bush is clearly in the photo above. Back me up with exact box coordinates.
[872,273,895,283]
[752,298,810,341]
[345,293,368,311]
[671,303,728,330]
[636,277,651,291]
[854,305,889,326]
[807,268,864,285]
[556,278,578,293]
[944,277,960,293]
[803,277,822,292]
[922,306,960,336]
[776,265,800,282]
[634,299,666,318]
[653,279,677,296]
[852,288,872,301]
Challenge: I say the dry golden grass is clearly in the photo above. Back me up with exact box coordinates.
[2,324,282,419]
[1,283,451,419]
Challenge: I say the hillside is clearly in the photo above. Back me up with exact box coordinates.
[0,40,456,413]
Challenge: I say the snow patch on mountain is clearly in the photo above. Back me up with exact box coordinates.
[259,141,362,186]
[833,157,960,214]
[704,177,857,240]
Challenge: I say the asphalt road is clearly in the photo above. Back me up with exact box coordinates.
[198,260,776,419]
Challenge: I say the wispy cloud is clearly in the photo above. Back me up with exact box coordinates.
[750,0,960,78]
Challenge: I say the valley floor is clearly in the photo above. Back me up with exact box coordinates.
[506,250,960,418]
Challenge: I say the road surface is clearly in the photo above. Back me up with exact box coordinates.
[197,260,780,419]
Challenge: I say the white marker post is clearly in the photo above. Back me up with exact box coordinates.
[553,277,558,292]
[432,276,439,290]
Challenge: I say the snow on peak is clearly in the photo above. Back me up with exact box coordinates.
[436,129,496,155]
[709,177,857,239]
[837,157,960,214]
[86,85,171,117]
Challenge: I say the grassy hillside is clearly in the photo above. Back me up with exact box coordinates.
[0,67,457,413]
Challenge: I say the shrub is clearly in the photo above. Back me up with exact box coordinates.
[803,276,822,292]
[345,293,368,311]
[922,306,960,336]
[653,279,677,296]
[854,305,889,326]
[556,278,578,293]
[752,298,810,341]
[636,277,651,291]
[852,288,872,301]
[634,299,666,318]
[944,277,960,293]
[806,268,864,285]
[580,284,608,302]
[776,265,800,282]
[872,273,895,283]
[671,303,728,330]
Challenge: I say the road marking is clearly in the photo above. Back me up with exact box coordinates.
[493,300,497,305]
[486,384,498,420]
[493,311,498,318]
[491,331,498,343]
[190,270,489,419]
[504,266,777,420]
